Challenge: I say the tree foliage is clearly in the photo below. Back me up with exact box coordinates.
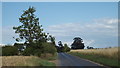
[87,46,94,49]
[42,43,57,55]
[2,46,18,56]
[56,41,70,52]
[12,7,57,56]
[71,37,85,49]
[13,7,48,45]
[63,44,70,52]
[49,35,56,45]
[58,41,63,47]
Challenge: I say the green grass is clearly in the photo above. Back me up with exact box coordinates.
[28,57,55,66]
[68,52,119,67]
[45,53,57,60]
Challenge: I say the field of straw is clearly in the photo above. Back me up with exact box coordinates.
[70,47,119,59]
[1,56,55,66]
[2,56,37,66]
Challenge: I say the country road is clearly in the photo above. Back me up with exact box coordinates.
[57,53,107,68]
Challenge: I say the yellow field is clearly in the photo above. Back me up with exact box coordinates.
[2,56,37,66]
[70,47,119,59]
[1,56,55,66]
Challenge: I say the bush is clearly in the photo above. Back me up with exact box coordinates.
[22,42,57,56]
[2,46,18,56]
[42,42,57,55]
[22,47,34,56]
[63,44,70,52]
[33,49,42,57]
[0,47,2,56]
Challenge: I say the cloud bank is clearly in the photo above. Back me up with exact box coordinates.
[2,18,118,48]
[44,18,118,48]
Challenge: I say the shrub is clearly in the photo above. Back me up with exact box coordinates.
[22,42,57,56]
[42,42,57,55]
[33,49,42,57]
[63,44,70,52]
[2,46,18,56]
[22,47,34,56]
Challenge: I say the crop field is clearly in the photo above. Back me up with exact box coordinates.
[70,47,119,59]
[69,47,119,67]
[1,56,55,66]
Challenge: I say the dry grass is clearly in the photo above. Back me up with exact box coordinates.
[70,47,119,59]
[1,56,55,66]
[2,56,35,66]
[0,56,2,67]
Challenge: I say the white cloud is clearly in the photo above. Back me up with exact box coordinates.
[84,40,95,46]
[45,18,118,47]
[2,26,19,44]
[45,18,118,37]
[94,18,118,24]
[2,18,118,48]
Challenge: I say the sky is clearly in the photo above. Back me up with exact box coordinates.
[1,0,119,2]
[1,2,118,48]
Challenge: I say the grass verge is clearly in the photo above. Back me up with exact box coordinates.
[68,52,119,67]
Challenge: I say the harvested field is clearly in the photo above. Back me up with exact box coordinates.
[70,47,119,59]
[2,56,55,66]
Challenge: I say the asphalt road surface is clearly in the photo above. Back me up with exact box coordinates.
[57,53,107,68]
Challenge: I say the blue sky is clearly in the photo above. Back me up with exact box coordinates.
[1,0,119,2]
[1,2,118,48]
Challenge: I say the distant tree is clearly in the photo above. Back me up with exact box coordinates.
[56,42,70,52]
[63,43,70,52]
[71,37,85,49]
[58,41,63,47]
[56,41,64,52]
[87,46,94,49]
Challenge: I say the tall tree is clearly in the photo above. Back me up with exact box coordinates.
[13,7,47,45]
[58,41,63,47]
[71,37,85,49]
[12,7,57,56]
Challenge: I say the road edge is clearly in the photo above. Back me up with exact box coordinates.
[67,53,111,68]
